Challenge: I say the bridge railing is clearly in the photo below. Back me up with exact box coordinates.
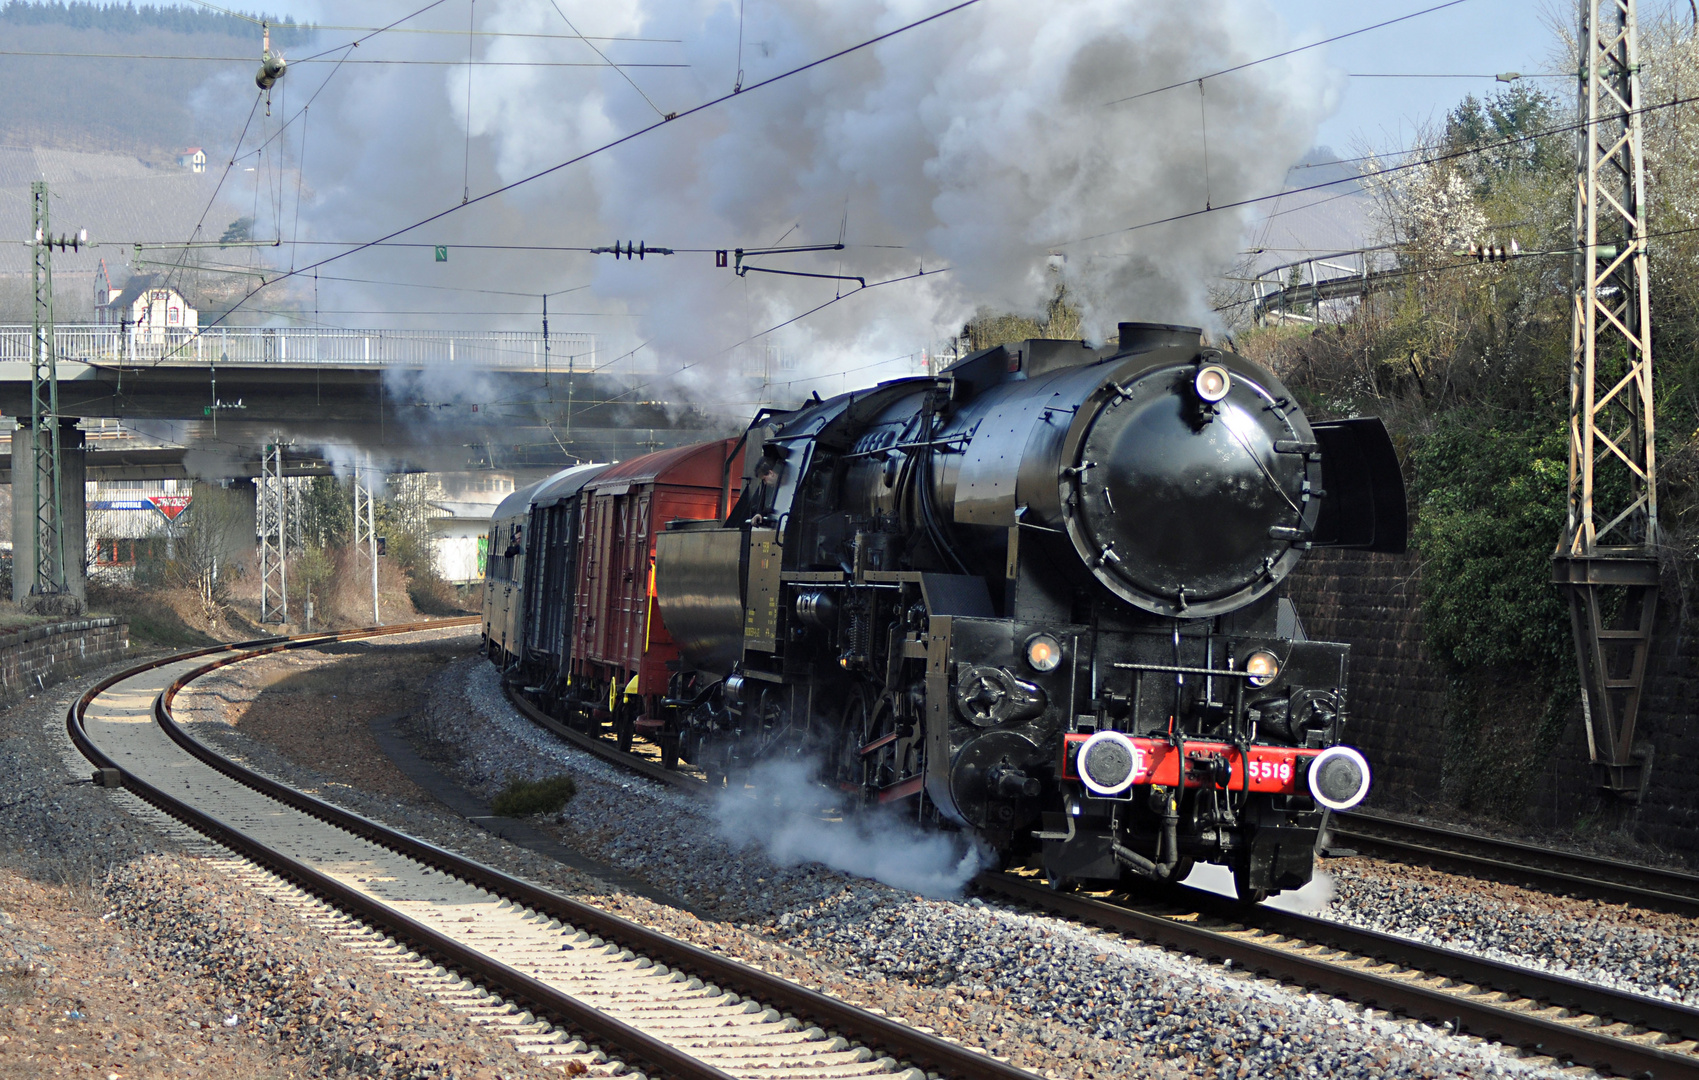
[0,325,604,370]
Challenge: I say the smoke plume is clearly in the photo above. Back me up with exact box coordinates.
[713,759,984,896]
[233,0,1335,387]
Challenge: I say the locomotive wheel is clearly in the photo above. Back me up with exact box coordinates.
[659,732,680,770]
[835,685,875,790]
[615,705,636,754]
[1232,863,1269,906]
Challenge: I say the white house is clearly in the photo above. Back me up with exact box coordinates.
[96,275,199,339]
[177,147,207,173]
[428,472,516,583]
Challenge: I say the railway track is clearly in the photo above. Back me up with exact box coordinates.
[502,684,1699,1078]
[70,621,1038,1080]
[1330,810,1699,916]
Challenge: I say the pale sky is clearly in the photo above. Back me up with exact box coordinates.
[1266,0,1571,155]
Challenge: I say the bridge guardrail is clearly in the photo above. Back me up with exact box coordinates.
[0,325,601,370]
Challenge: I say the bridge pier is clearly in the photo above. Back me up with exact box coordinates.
[11,419,86,609]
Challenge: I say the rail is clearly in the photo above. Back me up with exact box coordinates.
[976,874,1699,1079]
[501,682,1699,1077]
[70,621,1034,1080]
[1330,810,1699,916]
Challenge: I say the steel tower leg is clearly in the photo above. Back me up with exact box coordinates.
[1554,0,1659,800]
[25,181,79,613]
[258,441,288,623]
[353,466,381,626]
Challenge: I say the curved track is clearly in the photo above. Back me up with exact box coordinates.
[71,622,1035,1080]
[1330,811,1699,916]
[503,686,1699,1078]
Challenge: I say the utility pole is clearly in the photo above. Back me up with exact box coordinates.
[258,440,288,623]
[353,466,381,626]
[1553,0,1659,800]
[24,182,86,613]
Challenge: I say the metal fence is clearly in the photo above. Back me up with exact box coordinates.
[0,325,602,371]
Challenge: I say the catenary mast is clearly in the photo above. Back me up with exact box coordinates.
[1554,0,1659,799]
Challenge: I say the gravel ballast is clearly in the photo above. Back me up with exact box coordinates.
[1317,859,1699,1007]
[0,645,596,1079]
[171,634,1615,1080]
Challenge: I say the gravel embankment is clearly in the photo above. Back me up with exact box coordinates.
[0,646,575,1079]
[1318,860,1699,1007]
[182,639,1593,1080]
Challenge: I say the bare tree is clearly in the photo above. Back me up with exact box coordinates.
[163,483,249,629]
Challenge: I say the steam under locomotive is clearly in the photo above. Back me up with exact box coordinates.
[485,321,1406,900]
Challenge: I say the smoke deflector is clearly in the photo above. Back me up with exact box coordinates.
[1307,418,1408,553]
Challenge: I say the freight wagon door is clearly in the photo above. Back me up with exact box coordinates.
[572,492,608,672]
[548,502,579,663]
[614,491,651,673]
[521,506,552,655]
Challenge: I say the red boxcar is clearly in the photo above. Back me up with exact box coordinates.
[570,438,743,747]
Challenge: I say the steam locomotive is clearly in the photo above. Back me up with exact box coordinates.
[484,322,1405,900]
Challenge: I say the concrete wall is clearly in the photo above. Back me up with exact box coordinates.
[0,616,126,700]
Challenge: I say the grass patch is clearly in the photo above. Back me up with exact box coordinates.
[491,775,577,818]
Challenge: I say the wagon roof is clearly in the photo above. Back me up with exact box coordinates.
[492,475,555,521]
[532,462,611,507]
[587,438,739,491]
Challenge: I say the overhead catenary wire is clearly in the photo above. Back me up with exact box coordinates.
[144,0,983,363]
[462,0,475,204]
[1212,220,1699,315]
[1101,0,1475,107]
[1056,90,1699,249]
[160,91,263,294]
[0,50,689,67]
[183,0,676,40]
[160,0,461,293]
[547,0,667,118]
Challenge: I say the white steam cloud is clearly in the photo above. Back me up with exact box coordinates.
[713,759,983,896]
[247,0,1336,388]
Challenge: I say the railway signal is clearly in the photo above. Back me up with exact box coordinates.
[1553,0,1659,800]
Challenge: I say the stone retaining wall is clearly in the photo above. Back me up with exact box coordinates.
[1284,550,1448,811]
[0,617,128,700]
[1287,550,1699,860]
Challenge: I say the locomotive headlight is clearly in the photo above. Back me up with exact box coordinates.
[1244,650,1281,687]
[1194,364,1231,403]
[1025,633,1063,673]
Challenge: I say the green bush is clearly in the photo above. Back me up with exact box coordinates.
[490,775,577,818]
[1409,415,1578,816]
[1411,417,1571,674]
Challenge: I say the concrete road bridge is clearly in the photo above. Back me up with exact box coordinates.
[0,324,752,606]
[0,324,739,464]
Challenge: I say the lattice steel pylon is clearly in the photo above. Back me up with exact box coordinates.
[353,465,381,626]
[258,441,288,623]
[27,182,71,607]
[1553,0,1659,799]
